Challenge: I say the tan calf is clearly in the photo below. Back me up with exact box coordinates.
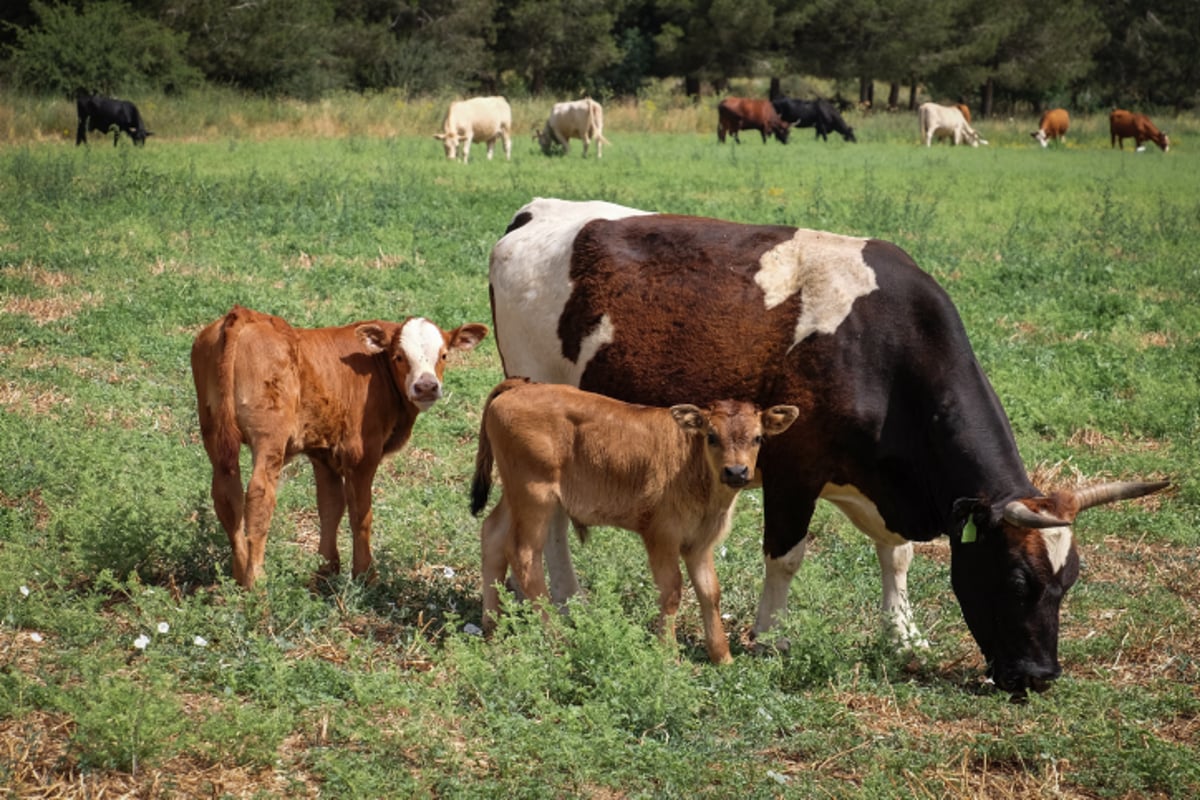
[191,305,487,588]
[470,378,798,664]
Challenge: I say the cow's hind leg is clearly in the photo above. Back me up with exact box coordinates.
[310,458,347,579]
[209,457,247,583]
[542,506,580,606]
[480,497,513,634]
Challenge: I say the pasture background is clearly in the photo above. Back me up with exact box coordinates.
[1,94,1198,798]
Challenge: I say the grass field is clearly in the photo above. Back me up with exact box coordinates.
[1,92,1198,798]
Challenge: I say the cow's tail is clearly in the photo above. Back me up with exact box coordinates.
[470,377,529,516]
[200,307,249,478]
[589,101,610,145]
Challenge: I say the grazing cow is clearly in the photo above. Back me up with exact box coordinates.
[919,102,987,147]
[191,305,488,588]
[488,197,1168,693]
[1032,108,1070,147]
[75,94,152,146]
[772,97,857,142]
[1109,109,1169,152]
[433,96,513,163]
[471,378,799,664]
[718,97,790,144]
[536,98,609,158]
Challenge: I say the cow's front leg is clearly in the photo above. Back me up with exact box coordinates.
[344,463,379,581]
[683,543,731,664]
[751,537,808,646]
[311,458,347,578]
[877,541,928,649]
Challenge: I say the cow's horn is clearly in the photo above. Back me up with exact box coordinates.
[1074,480,1169,512]
[1003,501,1069,529]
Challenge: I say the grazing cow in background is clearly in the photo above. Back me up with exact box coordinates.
[1032,109,1070,147]
[191,305,488,588]
[433,96,513,163]
[771,97,857,142]
[536,98,609,158]
[489,197,1168,693]
[718,97,790,144]
[471,377,799,664]
[75,94,152,146]
[1109,109,1169,152]
[919,102,987,147]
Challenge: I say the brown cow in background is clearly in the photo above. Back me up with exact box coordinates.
[718,97,790,144]
[1110,109,1169,152]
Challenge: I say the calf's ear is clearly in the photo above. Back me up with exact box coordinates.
[356,323,389,354]
[669,404,706,433]
[449,323,489,352]
[762,405,800,436]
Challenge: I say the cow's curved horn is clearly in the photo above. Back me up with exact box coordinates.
[1074,480,1169,512]
[1003,501,1069,529]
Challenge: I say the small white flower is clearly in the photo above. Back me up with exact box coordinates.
[133,634,150,650]
[19,585,30,598]
[29,632,43,643]
[157,622,170,635]
[463,623,483,636]
[721,613,734,621]
[193,635,209,647]
[719,547,728,558]
[442,566,456,579]
[767,770,788,786]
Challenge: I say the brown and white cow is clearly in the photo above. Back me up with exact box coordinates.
[471,377,798,664]
[433,96,513,163]
[1109,109,1169,152]
[718,97,790,144]
[488,197,1168,693]
[536,98,609,158]
[1032,108,1070,147]
[919,102,987,147]
[191,305,488,588]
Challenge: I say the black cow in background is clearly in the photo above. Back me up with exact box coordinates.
[76,94,152,146]
[772,97,856,143]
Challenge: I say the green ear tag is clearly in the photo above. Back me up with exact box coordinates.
[962,518,978,544]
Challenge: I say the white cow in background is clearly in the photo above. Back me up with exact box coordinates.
[919,102,988,147]
[535,98,609,158]
[434,96,512,164]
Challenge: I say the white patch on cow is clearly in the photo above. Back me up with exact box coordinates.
[754,231,878,349]
[398,318,445,408]
[489,198,652,385]
[1040,526,1074,574]
[819,483,908,547]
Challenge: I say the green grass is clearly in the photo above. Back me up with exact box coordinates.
[1,100,1198,797]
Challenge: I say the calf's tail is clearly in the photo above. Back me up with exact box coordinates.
[470,377,529,516]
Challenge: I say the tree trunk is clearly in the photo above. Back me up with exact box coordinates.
[980,76,994,117]
[887,82,900,110]
[769,76,782,100]
[859,76,874,108]
[908,77,918,110]
[685,75,701,102]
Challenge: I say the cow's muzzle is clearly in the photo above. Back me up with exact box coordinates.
[410,374,443,408]
[722,465,752,487]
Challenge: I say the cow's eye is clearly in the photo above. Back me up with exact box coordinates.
[706,431,719,446]
[753,435,764,445]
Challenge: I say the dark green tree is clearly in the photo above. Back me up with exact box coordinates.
[3,0,201,94]
[494,0,621,95]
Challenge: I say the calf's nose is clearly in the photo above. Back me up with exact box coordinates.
[411,374,442,403]
[722,465,751,486]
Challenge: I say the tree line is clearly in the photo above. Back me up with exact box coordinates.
[2,0,1197,113]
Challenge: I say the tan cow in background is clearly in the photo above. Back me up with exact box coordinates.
[536,98,609,158]
[434,96,513,163]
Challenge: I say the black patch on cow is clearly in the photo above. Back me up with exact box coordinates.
[504,211,533,236]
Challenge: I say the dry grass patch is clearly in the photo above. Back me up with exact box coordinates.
[2,292,102,325]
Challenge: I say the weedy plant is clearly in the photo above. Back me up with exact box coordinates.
[0,93,1197,797]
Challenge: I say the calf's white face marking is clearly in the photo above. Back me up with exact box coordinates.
[754,230,878,348]
[398,318,447,409]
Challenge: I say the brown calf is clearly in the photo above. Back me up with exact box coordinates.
[718,97,791,144]
[192,305,488,588]
[1110,109,1169,152]
[470,378,798,664]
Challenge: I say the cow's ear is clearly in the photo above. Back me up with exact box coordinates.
[951,497,987,542]
[669,405,706,433]
[356,323,390,354]
[448,323,489,352]
[762,405,799,437]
